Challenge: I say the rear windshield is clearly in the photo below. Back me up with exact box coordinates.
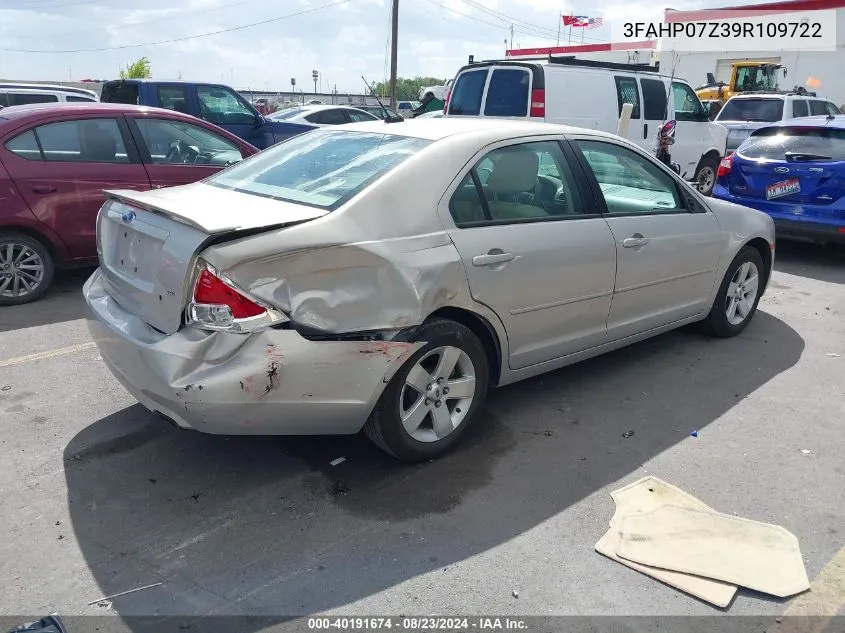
[739,126,845,161]
[483,68,530,117]
[206,129,431,210]
[717,98,784,122]
[447,69,488,116]
[100,81,140,105]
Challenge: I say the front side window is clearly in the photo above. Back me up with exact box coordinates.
[207,129,429,210]
[134,118,243,165]
[447,69,488,116]
[809,100,829,116]
[33,119,129,163]
[347,109,378,123]
[671,82,705,122]
[826,102,841,116]
[10,93,59,106]
[575,140,682,215]
[196,85,256,126]
[483,68,530,117]
[614,77,641,119]
[448,141,584,226]
[4,129,42,161]
[740,126,845,161]
[305,109,349,125]
[158,85,189,113]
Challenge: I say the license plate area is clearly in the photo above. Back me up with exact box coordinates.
[766,178,800,200]
[103,210,169,289]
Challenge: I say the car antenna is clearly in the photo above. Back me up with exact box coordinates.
[361,75,403,123]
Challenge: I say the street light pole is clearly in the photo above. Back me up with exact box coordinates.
[389,0,398,109]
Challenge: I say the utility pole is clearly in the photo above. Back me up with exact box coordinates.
[389,0,399,109]
[509,24,514,49]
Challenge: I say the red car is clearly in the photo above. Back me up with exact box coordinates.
[0,103,258,305]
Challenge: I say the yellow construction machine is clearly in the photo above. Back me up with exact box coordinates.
[695,61,787,104]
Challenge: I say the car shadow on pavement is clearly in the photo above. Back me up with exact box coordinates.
[0,268,93,333]
[774,241,845,285]
[62,311,804,627]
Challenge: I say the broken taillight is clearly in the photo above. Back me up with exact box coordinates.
[187,262,287,333]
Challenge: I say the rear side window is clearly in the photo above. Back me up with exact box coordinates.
[791,100,809,118]
[483,68,530,117]
[448,69,488,116]
[66,95,96,102]
[614,77,640,119]
[158,85,189,113]
[305,109,348,125]
[809,100,828,116]
[640,78,668,120]
[9,93,59,106]
[34,119,130,163]
[100,81,139,105]
[717,98,784,122]
[740,126,845,161]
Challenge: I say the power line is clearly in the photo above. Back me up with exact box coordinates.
[0,0,353,52]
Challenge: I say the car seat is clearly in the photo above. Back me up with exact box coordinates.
[79,122,117,162]
[485,151,547,221]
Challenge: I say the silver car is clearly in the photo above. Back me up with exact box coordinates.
[83,119,775,461]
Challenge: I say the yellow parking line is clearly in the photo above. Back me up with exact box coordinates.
[782,546,845,631]
[0,342,97,368]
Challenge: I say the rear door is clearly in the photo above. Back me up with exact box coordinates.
[639,77,668,153]
[614,75,644,144]
[1,116,149,260]
[125,115,250,187]
[447,64,539,121]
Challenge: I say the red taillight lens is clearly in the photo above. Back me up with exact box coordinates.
[193,268,264,319]
[530,89,545,117]
[716,153,734,178]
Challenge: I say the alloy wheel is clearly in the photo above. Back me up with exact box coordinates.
[725,261,760,326]
[0,242,46,299]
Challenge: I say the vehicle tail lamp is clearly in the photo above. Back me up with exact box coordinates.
[530,89,545,118]
[717,153,734,178]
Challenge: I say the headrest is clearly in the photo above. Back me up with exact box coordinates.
[486,151,539,194]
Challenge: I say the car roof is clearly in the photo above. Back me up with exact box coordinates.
[762,114,845,130]
[0,102,199,124]
[336,117,618,142]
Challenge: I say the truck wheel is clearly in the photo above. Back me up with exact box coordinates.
[694,154,719,196]
[0,232,55,306]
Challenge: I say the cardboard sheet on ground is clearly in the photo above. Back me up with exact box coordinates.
[617,505,810,598]
[594,477,737,607]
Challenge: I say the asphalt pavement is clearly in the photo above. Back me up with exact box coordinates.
[0,241,843,630]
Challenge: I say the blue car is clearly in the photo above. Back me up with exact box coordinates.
[713,115,845,244]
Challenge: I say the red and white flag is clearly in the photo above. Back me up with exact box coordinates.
[562,15,603,29]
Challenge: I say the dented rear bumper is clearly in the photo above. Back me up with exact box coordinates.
[83,269,421,435]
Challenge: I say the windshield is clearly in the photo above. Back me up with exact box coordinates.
[207,129,430,209]
[735,65,780,92]
[269,107,306,120]
[739,126,845,161]
[717,98,784,122]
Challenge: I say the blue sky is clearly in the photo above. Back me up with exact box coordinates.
[0,0,768,92]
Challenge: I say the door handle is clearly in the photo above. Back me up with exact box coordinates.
[622,235,649,248]
[31,185,57,194]
[472,251,516,267]
[643,123,649,139]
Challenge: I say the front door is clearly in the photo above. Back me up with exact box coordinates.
[670,81,709,179]
[125,116,249,188]
[571,138,723,340]
[1,116,149,260]
[440,138,618,370]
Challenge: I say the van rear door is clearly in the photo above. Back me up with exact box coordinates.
[447,63,543,121]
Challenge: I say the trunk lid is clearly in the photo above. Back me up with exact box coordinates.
[96,184,326,334]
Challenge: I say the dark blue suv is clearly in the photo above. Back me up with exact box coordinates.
[100,79,314,149]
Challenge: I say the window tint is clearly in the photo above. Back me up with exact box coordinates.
[197,85,255,125]
[809,100,828,116]
[305,108,349,125]
[0,93,7,107]
[134,118,243,166]
[671,82,704,122]
[207,130,429,210]
[740,126,845,161]
[346,109,378,122]
[717,98,784,122]
[614,77,641,119]
[100,81,139,105]
[447,69,488,115]
[483,68,529,117]
[4,130,42,160]
[791,99,809,118]
[576,140,682,215]
[9,93,59,106]
[448,141,584,226]
[640,78,668,120]
[33,119,129,163]
[66,95,95,102]
[158,85,189,113]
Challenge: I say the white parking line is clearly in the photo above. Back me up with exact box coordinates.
[0,342,97,368]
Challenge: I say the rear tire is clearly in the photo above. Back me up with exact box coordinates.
[701,246,765,337]
[364,318,490,462]
[0,232,54,306]
[694,153,719,196]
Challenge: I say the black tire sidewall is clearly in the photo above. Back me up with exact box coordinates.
[373,319,490,461]
[0,233,54,306]
[708,246,765,337]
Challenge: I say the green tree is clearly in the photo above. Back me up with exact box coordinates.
[373,76,450,101]
[119,57,152,79]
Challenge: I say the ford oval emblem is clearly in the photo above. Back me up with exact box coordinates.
[774,167,790,173]
[121,210,136,223]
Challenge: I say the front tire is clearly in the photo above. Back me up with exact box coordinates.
[702,246,765,337]
[0,233,54,306]
[364,318,490,462]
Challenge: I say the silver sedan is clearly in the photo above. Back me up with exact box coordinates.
[83,119,775,461]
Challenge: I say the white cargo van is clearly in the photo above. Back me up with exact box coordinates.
[444,58,728,195]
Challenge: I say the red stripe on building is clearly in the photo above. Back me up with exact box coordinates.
[506,40,656,57]
[665,0,845,22]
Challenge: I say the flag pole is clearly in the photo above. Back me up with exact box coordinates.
[557,12,561,45]
[568,11,573,45]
